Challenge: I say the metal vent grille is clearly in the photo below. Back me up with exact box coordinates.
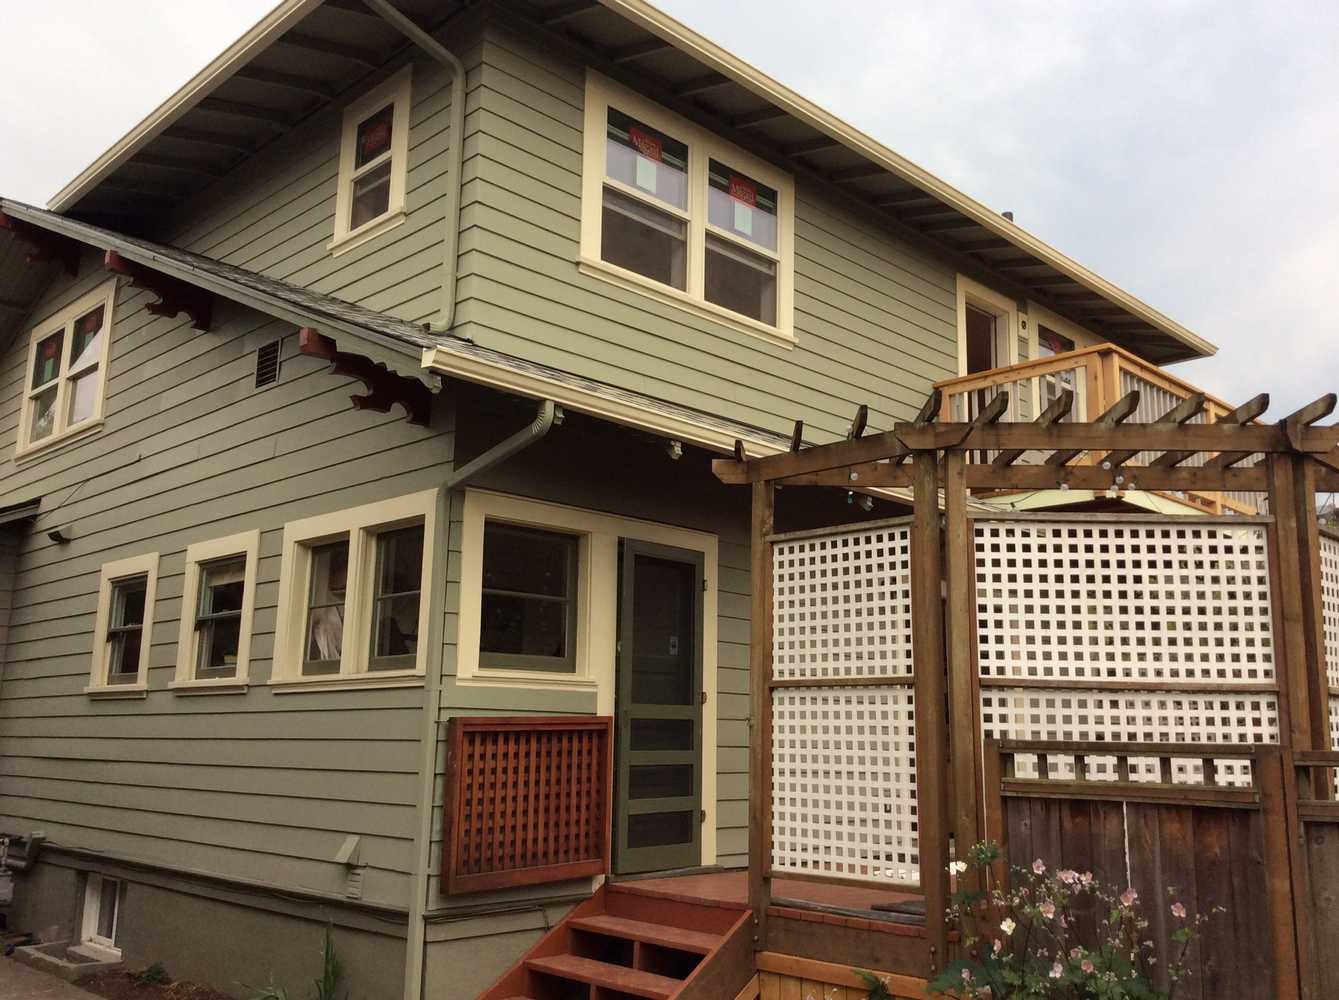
[255,340,281,388]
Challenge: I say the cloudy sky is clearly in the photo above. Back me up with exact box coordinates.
[2,1,1336,413]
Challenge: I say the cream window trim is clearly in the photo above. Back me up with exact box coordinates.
[171,530,261,691]
[329,65,412,253]
[456,488,720,864]
[17,277,118,458]
[86,552,159,696]
[580,70,796,345]
[271,489,436,683]
[81,874,122,958]
[955,273,1020,377]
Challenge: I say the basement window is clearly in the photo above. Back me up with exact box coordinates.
[81,874,122,957]
[330,66,412,255]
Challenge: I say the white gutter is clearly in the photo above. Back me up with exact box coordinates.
[48,0,324,212]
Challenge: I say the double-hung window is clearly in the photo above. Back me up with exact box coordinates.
[480,522,580,673]
[330,66,412,253]
[88,553,159,696]
[19,278,117,456]
[273,490,436,687]
[173,531,260,691]
[582,73,795,343]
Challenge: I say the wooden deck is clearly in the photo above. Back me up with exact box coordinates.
[619,870,921,915]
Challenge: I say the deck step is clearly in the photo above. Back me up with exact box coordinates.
[525,955,681,998]
[569,914,721,955]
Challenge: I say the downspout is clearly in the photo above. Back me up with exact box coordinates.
[361,0,465,334]
[400,400,561,1000]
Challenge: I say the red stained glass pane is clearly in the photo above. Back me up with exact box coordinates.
[32,331,63,389]
[355,105,393,168]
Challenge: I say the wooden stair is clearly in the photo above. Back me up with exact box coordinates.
[479,882,754,1000]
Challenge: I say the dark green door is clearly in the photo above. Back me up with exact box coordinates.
[614,540,704,875]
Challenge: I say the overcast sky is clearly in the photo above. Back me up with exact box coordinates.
[2,1,1336,413]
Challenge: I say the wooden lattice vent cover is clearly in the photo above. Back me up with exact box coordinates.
[441,715,613,895]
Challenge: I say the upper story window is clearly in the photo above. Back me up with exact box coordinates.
[19,277,117,457]
[330,65,412,255]
[581,73,795,345]
[272,490,436,689]
[955,275,1018,377]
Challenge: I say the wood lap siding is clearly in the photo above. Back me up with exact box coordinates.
[0,257,453,908]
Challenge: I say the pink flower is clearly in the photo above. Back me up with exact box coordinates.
[1069,947,1082,959]
[1050,962,1064,979]
[1039,900,1056,919]
[1079,872,1094,886]
[1120,888,1138,907]
[961,968,973,983]
[1081,959,1095,974]
[1171,902,1187,919]
[1058,869,1078,885]
[993,939,1003,956]
[1032,859,1047,875]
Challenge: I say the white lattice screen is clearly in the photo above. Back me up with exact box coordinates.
[1320,532,1339,760]
[771,524,920,885]
[975,519,1280,784]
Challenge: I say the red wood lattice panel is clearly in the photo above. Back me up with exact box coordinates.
[441,715,613,895]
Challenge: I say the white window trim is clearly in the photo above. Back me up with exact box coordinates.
[170,530,261,694]
[455,488,720,864]
[955,273,1020,377]
[580,70,796,348]
[271,489,436,690]
[17,277,118,459]
[1023,301,1102,420]
[81,874,122,957]
[328,64,412,255]
[86,553,159,698]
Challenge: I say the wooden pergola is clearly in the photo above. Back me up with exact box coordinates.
[712,386,1339,969]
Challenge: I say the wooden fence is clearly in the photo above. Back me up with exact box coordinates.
[441,715,613,894]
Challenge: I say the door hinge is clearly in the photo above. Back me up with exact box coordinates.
[700,809,707,824]
[701,690,708,705]
[702,578,708,593]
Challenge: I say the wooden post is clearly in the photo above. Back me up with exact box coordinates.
[944,451,982,871]
[911,450,950,970]
[1267,453,1312,750]
[1291,458,1334,797]
[749,481,776,950]
[981,739,1008,890]
[1258,747,1307,1000]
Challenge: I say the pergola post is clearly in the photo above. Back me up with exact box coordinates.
[944,450,982,875]
[748,481,776,949]
[1290,456,1334,795]
[1266,453,1312,751]
[911,450,950,970]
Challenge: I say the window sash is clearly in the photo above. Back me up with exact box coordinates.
[23,286,114,450]
[479,523,579,674]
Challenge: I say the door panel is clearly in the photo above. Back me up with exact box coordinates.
[614,540,704,874]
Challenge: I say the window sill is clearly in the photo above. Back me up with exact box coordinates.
[269,671,425,694]
[328,209,406,257]
[15,419,105,463]
[84,683,147,700]
[455,670,599,693]
[577,257,795,349]
[169,678,249,695]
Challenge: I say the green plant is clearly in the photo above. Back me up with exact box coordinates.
[920,842,1216,999]
[132,962,171,986]
[246,926,347,1000]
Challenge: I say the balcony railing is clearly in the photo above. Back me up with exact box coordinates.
[933,343,1262,514]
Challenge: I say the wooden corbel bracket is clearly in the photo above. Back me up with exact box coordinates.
[0,211,79,276]
[299,328,432,427]
[104,250,214,331]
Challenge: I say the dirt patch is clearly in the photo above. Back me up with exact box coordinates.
[76,971,234,1000]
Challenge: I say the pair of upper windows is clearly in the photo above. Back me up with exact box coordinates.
[583,75,795,342]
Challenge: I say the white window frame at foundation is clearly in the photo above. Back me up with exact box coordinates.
[329,65,412,256]
[170,530,261,694]
[81,873,122,957]
[86,552,159,698]
[17,277,117,458]
[271,489,436,691]
[579,71,796,347]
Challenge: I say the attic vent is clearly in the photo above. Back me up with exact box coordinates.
[255,340,281,388]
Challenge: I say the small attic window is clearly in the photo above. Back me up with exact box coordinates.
[330,65,412,255]
[255,340,281,388]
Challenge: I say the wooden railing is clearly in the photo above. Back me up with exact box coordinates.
[933,343,1262,514]
[441,715,613,895]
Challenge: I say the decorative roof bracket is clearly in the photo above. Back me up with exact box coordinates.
[104,250,214,331]
[299,327,432,426]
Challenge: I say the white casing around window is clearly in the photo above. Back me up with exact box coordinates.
[171,529,261,693]
[329,64,412,255]
[81,874,121,956]
[579,70,796,346]
[86,552,159,698]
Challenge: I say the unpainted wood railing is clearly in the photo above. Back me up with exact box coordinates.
[441,715,613,895]
[933,343,1262,514]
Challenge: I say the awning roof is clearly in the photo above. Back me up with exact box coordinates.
[47,0,1214,366]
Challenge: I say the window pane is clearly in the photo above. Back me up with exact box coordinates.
[480,523,576,671]
[67,368,99,426]
[351,161,392,229]
[32,330,63,389]
[96,879,119,941]
[480,593,570,661]
[112,578,147,628]
[708,160,778,251]
[199,616,241,674]
[704,234,776,325]
[601,188,686,290]
[355,104,394,168]
[70,305,105,370]
[606,108,687,210]
[108,631,143,683]
[201,559,246,615]
[376,526,423,596]
[29,387,57,443]
[371,525,423,668]
[482,524,573,597]
[304,540,348,673]
[1038,325,1075,357]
